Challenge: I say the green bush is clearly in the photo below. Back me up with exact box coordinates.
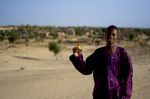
[0,33,5,41]
[129,33,137,41]
[51,33,58,39]
[48,41,61,60]
[8,31,19,43]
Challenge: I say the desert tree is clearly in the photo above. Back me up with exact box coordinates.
[0,31,5,41]
[8,31,19,44]
[48,41,61,60]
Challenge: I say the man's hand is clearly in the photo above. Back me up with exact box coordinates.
[73,47,82,57]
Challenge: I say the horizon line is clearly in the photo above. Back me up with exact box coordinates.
[0,24,150,29]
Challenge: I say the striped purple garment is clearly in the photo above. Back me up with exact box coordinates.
[69,46,133,99]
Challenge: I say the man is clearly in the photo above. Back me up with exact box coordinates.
[69,25,133,99]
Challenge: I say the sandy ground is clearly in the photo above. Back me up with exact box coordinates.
[0,42,150,99]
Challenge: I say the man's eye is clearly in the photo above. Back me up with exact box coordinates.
[112,34,115,36]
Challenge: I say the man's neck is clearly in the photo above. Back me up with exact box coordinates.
[106,44,116,54]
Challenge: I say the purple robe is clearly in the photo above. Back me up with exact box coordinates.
[69,46,133,99]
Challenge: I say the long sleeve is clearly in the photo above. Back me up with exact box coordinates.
[69,52,96,75]
[120,50,133,99]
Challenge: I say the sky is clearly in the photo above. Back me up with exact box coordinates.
[0,0,150,28]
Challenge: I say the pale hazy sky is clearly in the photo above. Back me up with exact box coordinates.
[0,0,150,27]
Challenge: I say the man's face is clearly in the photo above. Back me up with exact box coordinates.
[106,29,118,46]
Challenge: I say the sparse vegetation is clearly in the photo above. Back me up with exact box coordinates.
[0,25,149,47]
[20,67,25,71]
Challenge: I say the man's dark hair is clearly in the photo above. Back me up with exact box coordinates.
[106,25,118,34]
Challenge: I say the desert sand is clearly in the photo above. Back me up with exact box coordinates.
[0,41,150,99]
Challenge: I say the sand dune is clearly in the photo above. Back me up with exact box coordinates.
[0,43,150,99]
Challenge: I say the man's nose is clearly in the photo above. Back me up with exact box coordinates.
[108,34,113,39]
[111,34,114,39]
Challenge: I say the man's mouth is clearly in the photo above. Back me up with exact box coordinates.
[109,39,113,42]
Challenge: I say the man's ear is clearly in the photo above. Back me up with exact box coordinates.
[103,32,107,39]
[116,31,119,38]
